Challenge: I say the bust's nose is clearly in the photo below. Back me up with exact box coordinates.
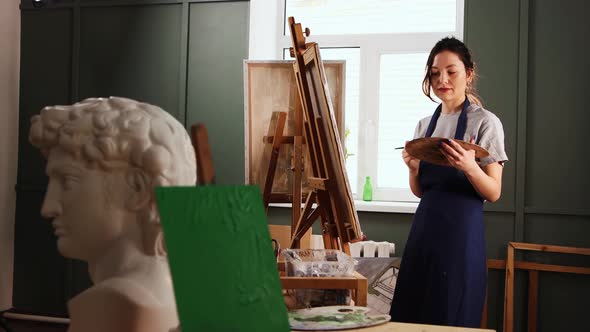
[41,196,62,219]
[41,181,62,219]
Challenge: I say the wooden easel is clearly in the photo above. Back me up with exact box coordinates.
[191,123,215,185]
[260,17,364,253]
[261,107,308,249]
[191,122,368,306]
[261,111,289,208]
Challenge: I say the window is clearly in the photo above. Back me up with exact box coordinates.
[250,0,464,203]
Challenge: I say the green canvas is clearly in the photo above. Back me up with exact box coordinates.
[155,185,290,332]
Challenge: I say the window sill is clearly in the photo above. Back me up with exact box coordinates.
[354,200,418,213]
[269,200,418,214]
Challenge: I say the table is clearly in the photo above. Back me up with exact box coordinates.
[293,321,495,332]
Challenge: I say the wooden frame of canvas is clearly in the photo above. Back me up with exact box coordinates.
[243,60,345,209]
[287,16,363,252]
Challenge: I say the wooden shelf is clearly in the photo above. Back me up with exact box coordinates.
[280,271,368,306]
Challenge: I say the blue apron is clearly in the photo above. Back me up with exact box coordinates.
[389,99,486,328]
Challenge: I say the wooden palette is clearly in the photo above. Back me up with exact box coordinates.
[405,137,489,166]
[288,306,389,331]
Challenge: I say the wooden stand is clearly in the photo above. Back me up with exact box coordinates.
[270,16,364,252]
[481,242,590,332]
[502,242,590,332]
[190,123,215,185]
[261,111,289,208]
[191,122,368,307]
[274,16,368,307]
[278,262,368,306]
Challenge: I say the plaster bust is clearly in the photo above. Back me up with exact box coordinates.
[29,97,196,332]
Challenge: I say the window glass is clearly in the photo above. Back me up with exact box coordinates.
[285,0,457,35]
[377,53,438,189]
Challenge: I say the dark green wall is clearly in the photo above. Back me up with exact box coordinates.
[15,0,589,330]
[15,0,249,316]
[465,1,590,331]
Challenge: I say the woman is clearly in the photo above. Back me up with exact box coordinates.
[389,37,508,327]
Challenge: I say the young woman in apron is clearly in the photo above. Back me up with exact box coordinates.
[389,37,508,328]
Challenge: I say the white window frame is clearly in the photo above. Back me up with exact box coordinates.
[249,0,464,210]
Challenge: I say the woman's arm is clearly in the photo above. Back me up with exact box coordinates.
[439,139,503,202]
[409,170,422,198]
[464,162,503,202]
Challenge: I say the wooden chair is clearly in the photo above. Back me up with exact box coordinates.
[481,242,590,332]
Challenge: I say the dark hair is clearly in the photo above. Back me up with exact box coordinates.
[422,37,482,106]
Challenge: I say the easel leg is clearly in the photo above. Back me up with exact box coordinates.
[291,135,303,230]
[262,112,287,209]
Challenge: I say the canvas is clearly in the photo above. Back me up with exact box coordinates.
[243,60,345,197]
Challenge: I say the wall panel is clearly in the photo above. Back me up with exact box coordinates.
[17,9,73,186]
[524,214,590,250]
[357,212,414,253]
[14,8,73,315]
[78,4,184,120]
[186,1,249,185]
[484,213,515,259]
[465,0,520,212]
[12,190,68,316]
[525,0,590,211]
[16,0,250,316]
[535,273,590,332]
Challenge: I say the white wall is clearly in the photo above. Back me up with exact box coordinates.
[248,0,282,60]
[0,0,20,310]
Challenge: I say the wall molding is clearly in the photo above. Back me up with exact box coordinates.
[20,0,248,10]
[524,207,590,218]
[513,0,529,242]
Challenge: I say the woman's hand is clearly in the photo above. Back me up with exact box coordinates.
[402,142,422,198]
[439,138,479,173]
[439,137,503,202]
[402,143,420,175]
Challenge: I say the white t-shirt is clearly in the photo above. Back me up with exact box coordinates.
[413,103,508,167]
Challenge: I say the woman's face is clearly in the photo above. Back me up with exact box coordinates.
[430,50,472,106]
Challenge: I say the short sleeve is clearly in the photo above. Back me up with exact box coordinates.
[477,113,508,167]
[413,117,429,139]
[413,121,422,139]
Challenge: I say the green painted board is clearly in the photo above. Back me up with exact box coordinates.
[156,185,290,332]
